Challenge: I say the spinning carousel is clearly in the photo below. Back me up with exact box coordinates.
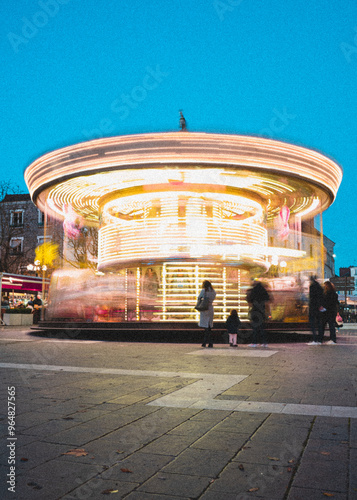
[25,132,342,323]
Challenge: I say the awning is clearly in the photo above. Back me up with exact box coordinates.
[1,273,50,293]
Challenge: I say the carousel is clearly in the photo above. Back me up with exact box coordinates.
[25,132,342,325]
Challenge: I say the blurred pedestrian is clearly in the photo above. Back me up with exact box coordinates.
[318,281,339,345]
[246,279,271,347]
[226,309,241,347]
[197,280,216,348]
[307,275,324,345]
[33,294,42,324]
[27,296,34,311]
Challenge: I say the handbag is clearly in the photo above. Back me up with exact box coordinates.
[336,313,343,327]
[195,293,209,311]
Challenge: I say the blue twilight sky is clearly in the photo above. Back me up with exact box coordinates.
[1,0,357,271]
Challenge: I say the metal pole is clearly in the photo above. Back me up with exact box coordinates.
[41,202,48,321]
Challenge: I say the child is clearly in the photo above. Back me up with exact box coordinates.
[226,309,241,347]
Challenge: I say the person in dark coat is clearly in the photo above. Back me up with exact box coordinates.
[318,281,339,344]
[32,294,42,324]
[198,280,216,348]
[307,275,324,345]
[246,280,271,347]
[226,309,241,347]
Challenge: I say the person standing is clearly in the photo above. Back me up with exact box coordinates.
[307,275,324,345]
[246,279,271,347]
[198,280,216,348]
[318,281,339,345]
[226,309,241,347]
[32,294,42,324]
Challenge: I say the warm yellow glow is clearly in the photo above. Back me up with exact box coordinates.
[24,132,341,288]
[25,132,342,225]
[153,262,250,321]
[296,197,320,218]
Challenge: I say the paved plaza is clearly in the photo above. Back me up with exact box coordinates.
[0,326,357,499]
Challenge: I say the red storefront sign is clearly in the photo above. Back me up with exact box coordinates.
[1,273,49,293]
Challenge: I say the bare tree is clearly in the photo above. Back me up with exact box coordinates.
[48,219,98,271]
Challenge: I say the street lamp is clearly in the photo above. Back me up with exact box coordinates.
[27,261,47,273]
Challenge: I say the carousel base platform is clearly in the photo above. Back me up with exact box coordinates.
[30,320,311,343]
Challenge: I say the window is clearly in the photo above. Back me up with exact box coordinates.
[10,237,23,255]
[37,236,51,246]
[10,210,24,227]
[38,210,45,226]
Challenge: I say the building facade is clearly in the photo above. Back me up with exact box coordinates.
[0,194,47,274]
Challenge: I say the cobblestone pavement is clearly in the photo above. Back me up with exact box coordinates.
[0,326,356,499]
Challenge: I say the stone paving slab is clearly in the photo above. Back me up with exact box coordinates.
[125,493,192,500]
[161,447,235,477]
[233,439,301,465]
[101,452,173,483]
[135,471,211,497]
[292,457,348,492]
[63,478,140,499]
[208,461,292,498]
[287,486,348,499]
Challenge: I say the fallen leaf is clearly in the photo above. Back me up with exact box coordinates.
[238,464,245,471]
[120,468,132,473]
[27,481,42,490]
[62,448,88,457]
[287,467,292,472]
[116,450,124,454]
[288,459,294,463]
[102,489,119,495]
[248,487,259,492]
[321,451,330,456]
[267,456,280,461]
[323,493,335,497]
[20,457,28,462]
